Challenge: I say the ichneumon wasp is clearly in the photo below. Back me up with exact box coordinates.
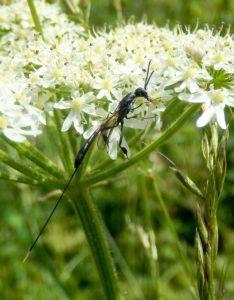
[24,60,154,261]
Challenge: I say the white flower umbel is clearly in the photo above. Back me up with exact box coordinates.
[179,88,234,129]
[1,0,234,153]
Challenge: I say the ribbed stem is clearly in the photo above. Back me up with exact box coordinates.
[53,110,74,174]
[1,136,63,179]
[0,149,52,183]
[69,187,123,300]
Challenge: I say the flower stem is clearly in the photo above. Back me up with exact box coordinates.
[1,136,64,180]
[27,0,44,37]
[0,172,39,185]
[69,187,123,300]
[104,225,146,299]
[0,149,52,183]
[53,110,74,174]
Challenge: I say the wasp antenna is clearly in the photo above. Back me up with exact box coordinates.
[145,70,154,90]
[144,60,152,89]
[23,168,78,262]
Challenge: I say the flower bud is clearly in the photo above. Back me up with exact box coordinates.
[215,130,227,195]
[195,230,205,295]
[201,133,210,168]
[196,203,208,247]
[195,230,204,265]
[170,167,204,200]
[204,243,212,284]
[212,216,219,260]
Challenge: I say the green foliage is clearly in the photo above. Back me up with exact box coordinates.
[87,0,234,27]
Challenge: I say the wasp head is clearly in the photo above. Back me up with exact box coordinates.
[134,87,149,100]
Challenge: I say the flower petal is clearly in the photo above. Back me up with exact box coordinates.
[61,112,74,131]
[196,107,214,127]
[3,128,26,143]
[73,116,84,134]
[54,100,71,109]
[216,109,227,129]
[179,92,206,103]
[96,90,106,99]
[224,95,234,107]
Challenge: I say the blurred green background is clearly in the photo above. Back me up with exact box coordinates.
[88,0,234,27]
[1,1,234,299]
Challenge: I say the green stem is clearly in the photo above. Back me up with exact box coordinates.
[112,0,123,21]
[63,0,80,14]
[152,178,197,294]
[0,172,39,185]
[27,0,44,37]
[1,136,64,179]
[82,104,200,185]
[104,226,146,299]
[0,149,53,184]
[69,187,123,300]
[53,110,74,174]
[68,129,78,158]
[203,181,217,300]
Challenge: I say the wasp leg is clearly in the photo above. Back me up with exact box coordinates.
[125,115,137,119]
[126,103,144,118]
[105,125,115,147]
[102,133,108,145]
[98,132,109,150]
[131,103,143,112]
[119,120,128,159]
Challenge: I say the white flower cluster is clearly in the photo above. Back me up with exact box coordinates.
[1,1,234,157]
